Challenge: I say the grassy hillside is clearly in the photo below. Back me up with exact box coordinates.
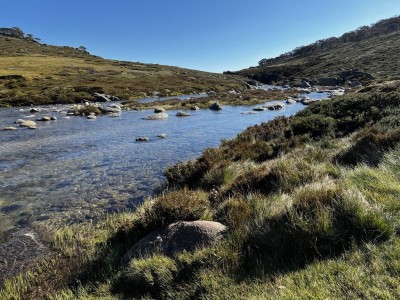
[0,35,248,107]
[2,82,399,300]
[234,16,400,85]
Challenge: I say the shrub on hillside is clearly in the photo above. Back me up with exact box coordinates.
[144,189,210,228]
[292,115,336,138]
[336,127,400,166]
[243,183,393,271]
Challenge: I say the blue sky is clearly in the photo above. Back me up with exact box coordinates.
[1,1,400,72]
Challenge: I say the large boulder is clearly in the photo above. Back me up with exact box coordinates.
[122,221,227,263]
[142,112,169,120]
[318,77,338,86]
[351,80,362,87]
[300,80,311,88]
[209,102,223,111]
[94,93,111,102]
[286,98,297,104]
[263,103,285,110]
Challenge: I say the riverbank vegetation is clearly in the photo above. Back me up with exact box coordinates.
[2,81,400,299]
[122,88,299,111]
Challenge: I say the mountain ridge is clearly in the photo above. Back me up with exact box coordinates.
[232,16,400,86]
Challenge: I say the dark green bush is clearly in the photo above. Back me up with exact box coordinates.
[292,115,336,138]
[336,127,400,166]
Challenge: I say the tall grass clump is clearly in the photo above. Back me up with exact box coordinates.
[115,254,178,298]
[242,182,393,272]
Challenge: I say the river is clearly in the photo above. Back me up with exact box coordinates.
[0,95,326,278]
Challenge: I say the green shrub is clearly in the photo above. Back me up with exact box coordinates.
[225,158,329,197]
[292,114,337,138]
[242,183,393,272]
[147,189,210,227]
[216,198,251,231]
[336,127,400,166]
[77,105,101,116]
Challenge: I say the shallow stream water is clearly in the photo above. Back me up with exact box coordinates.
[0,96,325,277]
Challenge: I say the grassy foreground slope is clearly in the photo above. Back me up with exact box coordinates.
[0,34,248,107]
[2,83,400,299]
[233,16,400,85]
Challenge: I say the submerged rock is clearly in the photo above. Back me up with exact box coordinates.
[176,111,191,117]
[122,221,227,263]
[253,107,266,111]
[142,112,169,120]
[190,106,200,110]
[36,116,51,121]
[136,137,149,142]
[2,126,17,130]
[87,115,97,119]
[157,133,166,138]
[241,111,258,115]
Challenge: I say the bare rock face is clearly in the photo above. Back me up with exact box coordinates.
[122,221,227,263]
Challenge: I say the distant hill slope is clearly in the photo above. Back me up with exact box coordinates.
[233,16,400,86]
[0,32,248,106]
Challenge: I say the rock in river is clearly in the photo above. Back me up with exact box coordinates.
[176,111,191,117]
[142,112,169,120]
[19,120,37,129]
[36,116,51,121]
[209,102,223,111]
[154,107,166,113]
[136,137,149,142]
[286,98,297,104]
[2,126,17,131]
